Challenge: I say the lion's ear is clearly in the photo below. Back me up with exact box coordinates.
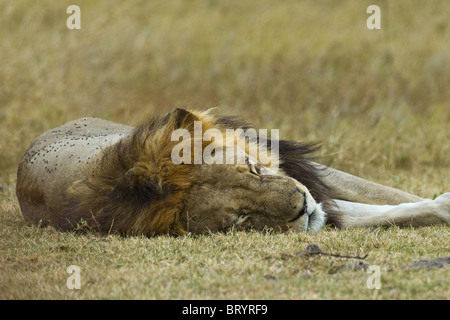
[117,162,164,199]
[168,108,199,131]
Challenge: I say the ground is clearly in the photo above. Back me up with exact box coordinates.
[0,0,449,299]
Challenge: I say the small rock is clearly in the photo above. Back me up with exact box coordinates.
[343,261,369,271]
[295,244,322,255]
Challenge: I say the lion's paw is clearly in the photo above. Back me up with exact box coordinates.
[434,192,450,225]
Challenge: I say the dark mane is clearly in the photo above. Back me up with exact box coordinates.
[59,109,199,235]
[58,109,341,234]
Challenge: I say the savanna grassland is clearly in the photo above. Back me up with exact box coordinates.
[0,0,449,300]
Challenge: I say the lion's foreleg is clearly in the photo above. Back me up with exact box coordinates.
[314,163,424,205]
[331,193,450,228]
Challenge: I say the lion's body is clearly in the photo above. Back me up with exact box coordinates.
[16,109,450,236]
[17,118,133,227]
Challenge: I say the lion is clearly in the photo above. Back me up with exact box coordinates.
[16,108,450,236]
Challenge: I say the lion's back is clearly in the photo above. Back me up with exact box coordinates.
[16,117,134,226]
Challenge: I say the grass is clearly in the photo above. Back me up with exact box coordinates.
[0,0,449,299]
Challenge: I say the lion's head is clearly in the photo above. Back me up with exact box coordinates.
[180,151,326,234]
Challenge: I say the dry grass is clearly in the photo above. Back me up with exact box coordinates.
[0,0,449,299]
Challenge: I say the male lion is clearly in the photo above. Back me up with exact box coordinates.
[16,108,450,236]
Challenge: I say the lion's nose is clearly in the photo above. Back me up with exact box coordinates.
[295,187,308,214]
[288,190,308,222]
